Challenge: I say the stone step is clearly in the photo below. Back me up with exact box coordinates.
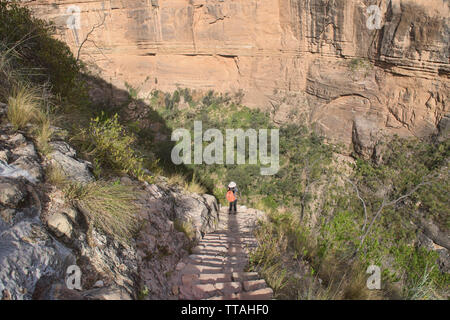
[192,247,228,254]
[186,260,225,268]
[206,287,273,300]
[180,264,223,275]
[214,281,242,295]
[197,241,229,246]
[197,273,232,284]
[231,272,260,282]
[192,283,217,299]
[206,295,237,300]
[234,288,273,300]
[174,207,270,301]
[243,279,267,291]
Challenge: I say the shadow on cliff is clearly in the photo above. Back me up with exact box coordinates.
[79,74,200,188]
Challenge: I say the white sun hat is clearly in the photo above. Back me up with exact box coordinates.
[228,181,237,188]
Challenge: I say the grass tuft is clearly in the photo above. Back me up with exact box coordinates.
[65,181,141,241]
[7,84,42,130]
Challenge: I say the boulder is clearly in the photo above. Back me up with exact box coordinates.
[0,216,76,300]
[0,159,39,184]
[173,192,220,239]
[352,116,383,159]
[436,114,450,143]
[48,141,94,184]
[7,133,26,146]
[50,141,77,158]
[47,212,74,239]
[11,156,43,183]
[0,178,25,207]
[12,142,38,159]
[0,150,11,162]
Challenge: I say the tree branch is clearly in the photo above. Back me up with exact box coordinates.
[357,179,430,253]
[345,178,368,232]
[76,11,107,61]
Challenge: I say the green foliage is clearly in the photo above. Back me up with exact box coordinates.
[125,82,140,100]
[0,1,87,103]
[137,286,150,300]
[319,210,361,258]
[75,113,146,180]
[348,58,373,78]
[392,245,449,299]
[355,137,449,230]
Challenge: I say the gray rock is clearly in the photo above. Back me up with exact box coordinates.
[47,212,73,239]
[436,114,449,143]
[0,179,25,207]
[352,116,383,159]
[173,192,220,239]
[12,142,38,159]
[11,156,43,183]
[419,218,450,250]
[7,133,26,146]
[82,286,132,300]
[48,142,94,184]
[49,141,77,158]
[0,217,76,300]
[0,159,39,184]
[0,150,11,162]
[120,176,133,186]
[63,207,79,225]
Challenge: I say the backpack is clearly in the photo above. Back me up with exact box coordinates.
[226,190,236,203]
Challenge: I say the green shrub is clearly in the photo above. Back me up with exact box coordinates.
[75,113,146,179]
[0,1,87,102]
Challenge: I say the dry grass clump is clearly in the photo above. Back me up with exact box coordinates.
[7,84,42,130]
[65,181,141,241]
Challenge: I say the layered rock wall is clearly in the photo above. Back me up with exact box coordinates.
[22,0,449,150]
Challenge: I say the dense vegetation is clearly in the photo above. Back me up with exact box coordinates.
[0,1,447,299]
[137,88,448,299]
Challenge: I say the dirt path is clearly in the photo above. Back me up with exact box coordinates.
[170,206,273,300]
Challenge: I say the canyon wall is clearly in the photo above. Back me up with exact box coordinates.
[22,0,449,151]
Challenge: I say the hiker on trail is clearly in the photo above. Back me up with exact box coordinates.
[226,181,238,215]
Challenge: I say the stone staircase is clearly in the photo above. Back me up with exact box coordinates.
[171,206,273,300]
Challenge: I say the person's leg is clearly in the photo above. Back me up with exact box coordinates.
[233,200,237,214]
[229,201,232,214]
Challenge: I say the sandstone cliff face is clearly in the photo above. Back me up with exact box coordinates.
[23,0,449,152]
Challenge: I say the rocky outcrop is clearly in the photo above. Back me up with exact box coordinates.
[22,0,449,155]
[48,141,95,184]
[0,175,76,300]
[135,180,220,299]
[0,107,220,300]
